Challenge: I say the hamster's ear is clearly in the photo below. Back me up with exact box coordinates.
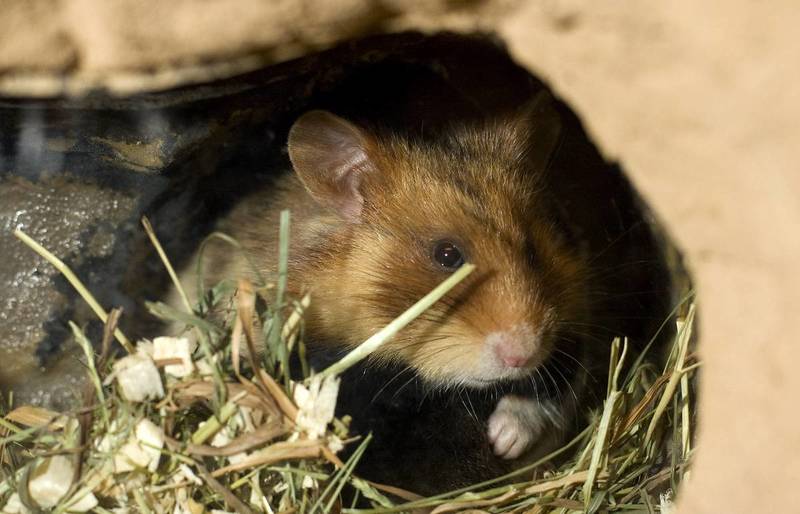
[288,110,375,222]
[516,89,563,173]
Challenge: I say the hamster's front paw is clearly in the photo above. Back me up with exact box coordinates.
[487,395,546,459]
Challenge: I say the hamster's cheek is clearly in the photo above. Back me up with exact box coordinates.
[403,338,483,385]
[407,338,530,387]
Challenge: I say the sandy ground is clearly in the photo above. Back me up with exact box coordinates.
[2,1,799,511]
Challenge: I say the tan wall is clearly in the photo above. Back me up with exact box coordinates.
[498,3,800,512]
[3,1,799,511]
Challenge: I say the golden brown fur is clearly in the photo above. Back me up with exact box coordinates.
[198,108,593,389]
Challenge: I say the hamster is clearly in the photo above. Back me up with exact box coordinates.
[193,91,605,493]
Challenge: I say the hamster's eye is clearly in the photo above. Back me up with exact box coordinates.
[433,241,465,270]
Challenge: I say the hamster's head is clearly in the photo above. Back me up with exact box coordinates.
[288,95,591,388]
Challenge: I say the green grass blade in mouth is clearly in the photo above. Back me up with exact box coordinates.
[317,263,476,379]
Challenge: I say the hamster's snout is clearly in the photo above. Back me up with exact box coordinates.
[486,323,544,370]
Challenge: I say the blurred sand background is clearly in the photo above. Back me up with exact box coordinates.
[2,1,799,511]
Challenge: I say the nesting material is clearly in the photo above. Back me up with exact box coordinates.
[294,375,341,440]
[60,491,99,513]
[2,224,697,513]
[0,493,23,514]
[153,336,196,378]
[4,455,99,513]
[111,352,165,402]
[27,456,74,508]
[111,419,165,473]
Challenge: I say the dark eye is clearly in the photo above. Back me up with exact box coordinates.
[433,241,465,270]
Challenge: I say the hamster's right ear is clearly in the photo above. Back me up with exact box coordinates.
[514,90,563,175]
[288,110,375,223]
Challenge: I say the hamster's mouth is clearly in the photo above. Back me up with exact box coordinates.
[457,368,537,389]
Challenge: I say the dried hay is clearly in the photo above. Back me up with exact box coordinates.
[1,214,696,513]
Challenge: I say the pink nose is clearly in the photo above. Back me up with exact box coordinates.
[499,352,532,368]
[486,325,539,369]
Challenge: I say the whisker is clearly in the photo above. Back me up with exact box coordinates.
[546,361,579,405]
[552,348,595,382]
[370,366,414,405]
[390,374,419,401]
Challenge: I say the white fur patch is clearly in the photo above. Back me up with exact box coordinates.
[487,395,562,459]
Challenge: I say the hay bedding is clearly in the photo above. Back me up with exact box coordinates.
[1,216,696,513]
